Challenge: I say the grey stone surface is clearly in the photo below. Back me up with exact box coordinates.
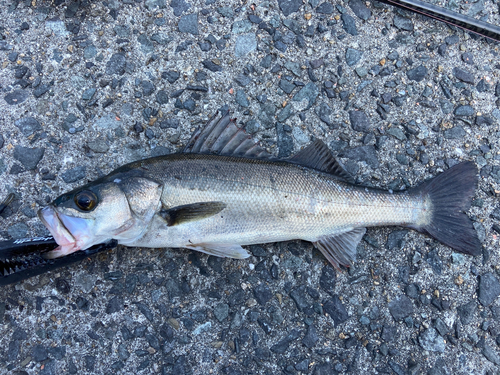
[0,1,499,374]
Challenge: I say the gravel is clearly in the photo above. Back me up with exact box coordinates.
[0,0,500,374]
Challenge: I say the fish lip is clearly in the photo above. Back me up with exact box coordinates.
[38,206,79,256]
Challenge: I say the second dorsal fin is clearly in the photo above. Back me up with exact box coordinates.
[289,139,354,183]
[183,110,272,159]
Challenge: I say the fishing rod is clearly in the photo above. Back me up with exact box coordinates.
[377,0,500,42]
[0,236,117,286]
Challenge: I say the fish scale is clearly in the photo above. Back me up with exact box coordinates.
[122,154,426,249]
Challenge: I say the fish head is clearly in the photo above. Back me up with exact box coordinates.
[38,177,162,258]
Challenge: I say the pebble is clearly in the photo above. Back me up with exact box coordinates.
[13,146,44,170]
[349,0,371,20]
[253,284,272,305]
[406,65,428,82]
[106,296,124,314]
[302,325,319,348]
[270,329,300,354]
[418,327,445,352]
[88,139,109,153]
[454,105,474,116]
[4,89,29,105]
[14,117,42,137]
[345,48,362,66]
[32,344,48,362]
[340,145,379,168]
[452,67,475,84]
[278,0,301,16]
[292,82,318,109]
[235,33,257,57]
[342,14,357,35]
[322,295,349,326]
[106,53,127,75]
[478,273,500,307]
[393,15,413,31]
[178,13,198,35]
[457,300,476,325]
[213,303,229,322]
[388,295,414,321]
[61,166,86,183]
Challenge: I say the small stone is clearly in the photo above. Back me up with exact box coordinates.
[478,273,500,307]
[349,110,372,132]
[278,0,302,16]
[4,89,29,105]
[406,65,428,82]
[482,344,500,365]
[141,80,155,96]
[106,53,127,75]
[340,146,379,168]
[106,296,124,314]
[292,82,319,109]
[88,139,109,153]
[316,2,334,14]
[61,166,86,183]
[235,89,249,107]
[15,117,42,137]
[81,88,96,101]
[235,33,257,57]
[202,59,222,72]
[270,329,300,353]
[349,0,371,20]
[388,295,414,321]
[32,344,48,362]
[253,284,272,305]
[342,14,357,35]
[419,327,445,352]
[171,0,190,16]
[385,230,407,249]
[302,325,319,348]
[444,126,466,139]
[457,300,476,325]
[394,15,413,31]
[213,303,229,322]
[452,67,474,84]
[323,295,349,326]
[454,105,474,116]
[345,48,362,66]
[13,146,44,170]
[178,13,198,35]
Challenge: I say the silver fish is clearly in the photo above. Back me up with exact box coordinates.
[38,110,481,269]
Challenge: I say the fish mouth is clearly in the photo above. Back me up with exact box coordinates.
[38,206,82,259]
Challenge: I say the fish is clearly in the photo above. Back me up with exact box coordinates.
[38,109,481,269]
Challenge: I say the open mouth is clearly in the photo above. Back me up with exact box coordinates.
[38,206,80,259]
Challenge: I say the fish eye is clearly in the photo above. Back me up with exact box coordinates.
[74,190,98,211]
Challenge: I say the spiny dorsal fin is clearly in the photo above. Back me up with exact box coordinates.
[183,110,273,159]
[314,228,366,270]
[289,139,354,183]
[159,201,226,226]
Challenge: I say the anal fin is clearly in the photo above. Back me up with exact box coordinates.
[159,202,226,226]
[314,228,366,270]
[185,243,250,259]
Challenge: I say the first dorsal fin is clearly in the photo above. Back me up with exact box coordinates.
[289,139,354,183]
[183,110,273,159]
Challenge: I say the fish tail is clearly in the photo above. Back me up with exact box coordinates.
[409,161,481,256]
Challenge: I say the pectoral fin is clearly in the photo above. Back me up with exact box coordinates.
[185,243,250,259]
[159,201,226,226]
[314,228,366,270]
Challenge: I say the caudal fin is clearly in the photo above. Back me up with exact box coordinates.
[410,161,481,256]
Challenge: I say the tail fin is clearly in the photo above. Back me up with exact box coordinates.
[410,161,481,256]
